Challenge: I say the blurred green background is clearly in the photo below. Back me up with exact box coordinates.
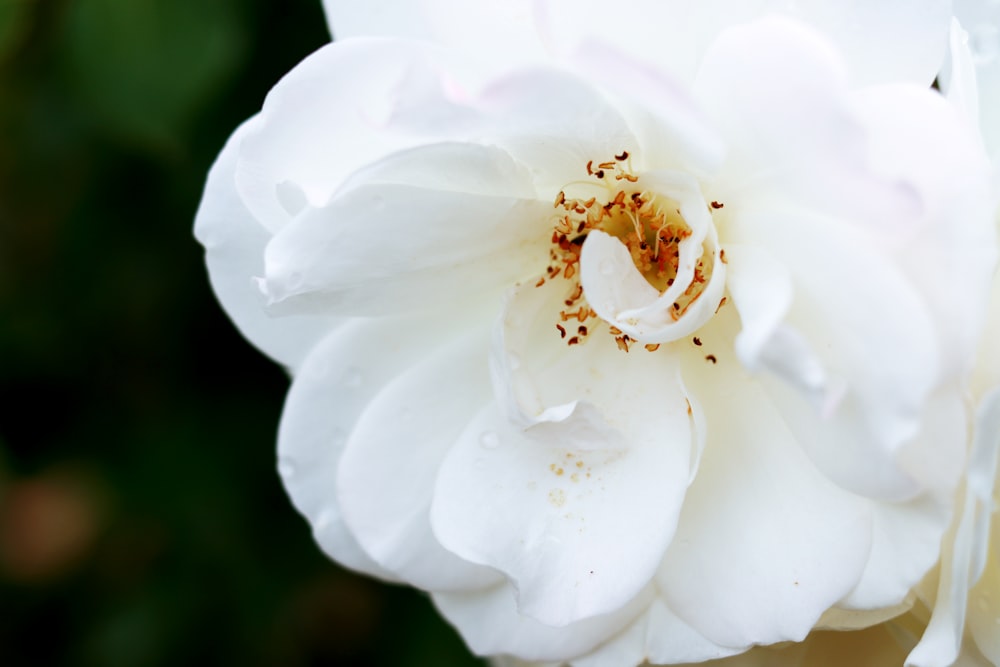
[0,0,485,665]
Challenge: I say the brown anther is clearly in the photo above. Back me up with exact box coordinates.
[672,303,681,311]
[578,326,588,336]
[555,191,566,207]
[615,151,630,161]
[598,161,616,169]
[719,249,728,264]
[568,336,580,346]
[619,173,639,183]
[710,201,724,209]
[583,197,596,208]
[645,343,660,352]
[706,354,718,364]
[577,221,586,234]
[612,191,626,207]
[586,160,594,175]
[563,263,577,279]
[685,398,692,415]
[693,336,702,346]
[615,336,631,352]
[609,326,622,335]
[594,169,605,179]
[575,205,586,214]
[535,277,546,288]
[556,324,567,338]
[715,296,728,314]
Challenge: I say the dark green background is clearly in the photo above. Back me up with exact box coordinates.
[0,1,485,665]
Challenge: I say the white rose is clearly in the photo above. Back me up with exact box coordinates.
[907,4,1000,666]
[195,2,997,664]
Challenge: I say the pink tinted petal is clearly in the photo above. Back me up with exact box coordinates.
[694,17,920,222]
[336,328,502,592]
[193,119,340,371]
[658,348,872,648]
[434,582,654,662]
[542,0,948,86]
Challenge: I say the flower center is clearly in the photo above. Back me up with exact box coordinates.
[539,153,726,350]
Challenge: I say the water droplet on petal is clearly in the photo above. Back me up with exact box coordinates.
[342,367,362,388]
[479,431,500,449]
[599,258,615,276]
[278,458,296,478]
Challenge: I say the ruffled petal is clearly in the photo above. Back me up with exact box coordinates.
[572,598,742,666]
[433,581,654,662]
[431,390,691,625]
[434,283,696,624]
[657,333,873,648]
[276,317,446,580]
[259,143,550,317]
[193,119,340,371]
[906,386,1000,667]
[335,326,503,592]
[542,0,949,87]
[235,38,478,233]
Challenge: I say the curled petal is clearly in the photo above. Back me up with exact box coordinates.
[433,581,654,662]
[194,119,340,371]
[336,328,503,592]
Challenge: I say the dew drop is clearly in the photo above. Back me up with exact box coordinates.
[599,258,615,276]
[342,367,362,388]
[278,458,296,478]
[479,430,500,449]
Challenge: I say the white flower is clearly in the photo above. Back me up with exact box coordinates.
[195,2,997,664]
[905,4,1000,666]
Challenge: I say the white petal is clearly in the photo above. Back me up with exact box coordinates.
[321,0,550,74]
[838,492,952,610]
[847,83,996,379]
[235,38,474,233]
[952,0,1000,161]
[193,118,340,371]
[276,317,444,580]
[658,343,873,648]
[433,582,654,662]
[730,209,941,501]
[431,383,691,625]
[335,327,503,592]
[260,143,549,317]
[907,387,1000,667]
[542,0,949,87]
[572,598,742,667]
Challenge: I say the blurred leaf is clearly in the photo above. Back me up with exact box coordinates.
[59,0,247,152]
[0,0,32,64]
